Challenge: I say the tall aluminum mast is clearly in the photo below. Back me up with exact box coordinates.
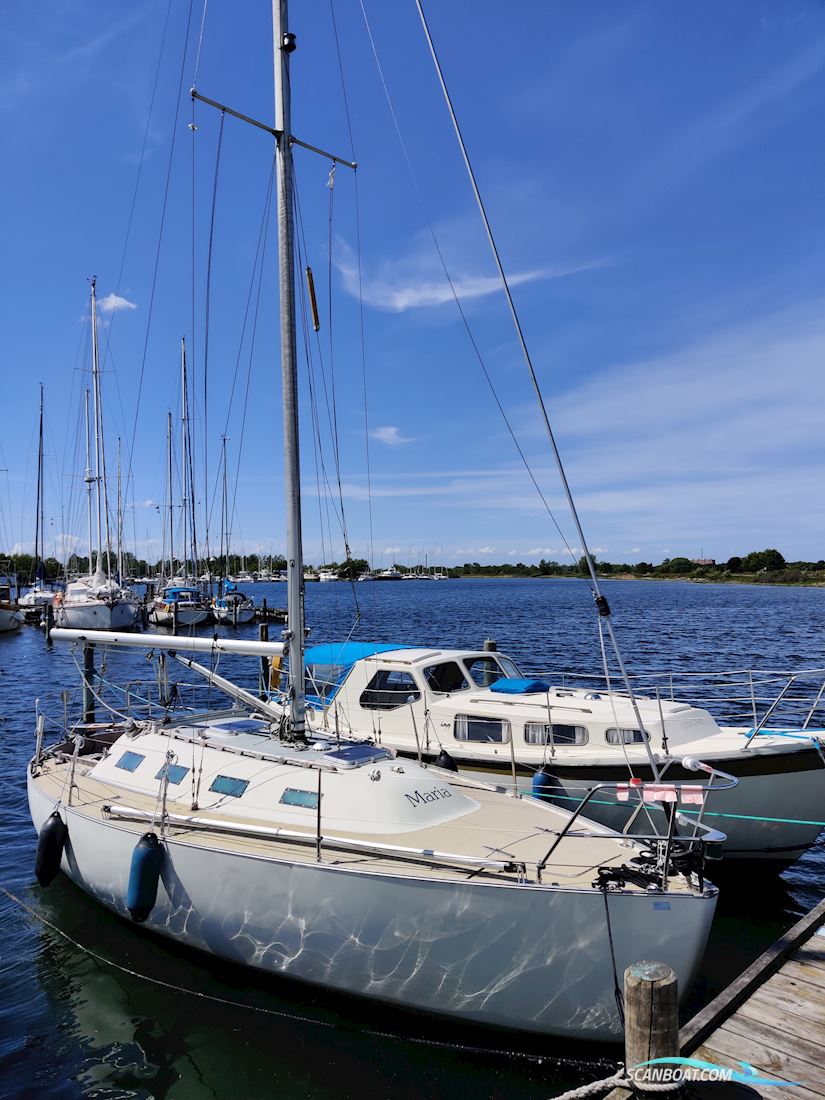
[273,0,306,737]
[89,278,104,577]
[166,411,174,579]
[83,388,94,575]
[180,338,189,582]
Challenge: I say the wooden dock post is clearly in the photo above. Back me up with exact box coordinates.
[259,622,269,695]
[44,601,54,643]
[82,644,95,725]
[623,961,679,1091]
[172,601,179,637]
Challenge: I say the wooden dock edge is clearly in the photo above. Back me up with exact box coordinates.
[605,895,825,1100]
[680,892,825,1055]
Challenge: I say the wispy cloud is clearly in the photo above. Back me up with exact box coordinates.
[659,37,825,177]
[337,238,600,313]
[0,9,151,112]
[370,425,415,446]
[98,292,137,314]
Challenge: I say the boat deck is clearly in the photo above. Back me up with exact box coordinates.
[32,753,701,892]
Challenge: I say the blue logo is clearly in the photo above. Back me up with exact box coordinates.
[631,1057,800,1088]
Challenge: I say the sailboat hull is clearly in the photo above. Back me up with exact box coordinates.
[213,607,256,625]
[0,608,23,633]
[56,601,139,631]
[148,607,212,627]
[27,772,715,1041]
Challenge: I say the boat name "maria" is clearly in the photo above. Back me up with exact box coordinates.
[405,787,453,808]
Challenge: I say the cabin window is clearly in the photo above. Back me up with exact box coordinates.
[524,722,588,746]
[464,656,506,687]
[605,728,649,745]
[155,763,189,785]
[209,775,249,798]
[454,715,510,743]
[279,788,319,809]
[424,662,469,694]
[115,751,145,772]
[497,656,522,679]
[359,669,420,711]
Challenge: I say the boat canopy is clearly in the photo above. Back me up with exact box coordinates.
[303,642,411,707]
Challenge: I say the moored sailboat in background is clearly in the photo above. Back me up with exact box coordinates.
[148,341,210,628]
[19,385,60,621]
[55,280,138,632]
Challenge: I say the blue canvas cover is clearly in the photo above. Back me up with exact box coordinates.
[301,642,414,707]
[303,642,408,666]
[490,677,550,695]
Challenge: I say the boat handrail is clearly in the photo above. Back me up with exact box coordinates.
[535,758,737,881]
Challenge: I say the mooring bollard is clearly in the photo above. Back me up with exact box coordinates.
[623,961,679,1091]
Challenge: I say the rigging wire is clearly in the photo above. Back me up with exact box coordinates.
[229,173,276,549]
[291,165,360,620]
[356,0,574,562]
[126,0,197,524]
[205,155,277,545]
[413,0,658,775]
[201,109,226,574]
[99,0,174,376]
[328,0,375,575]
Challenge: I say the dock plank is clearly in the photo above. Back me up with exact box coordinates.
[696,1029,825,1099]
[681,895,825,1055]
[679,895,825,1099]
[722,1012,825,1075]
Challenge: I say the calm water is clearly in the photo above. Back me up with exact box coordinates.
[1,578,824,1099]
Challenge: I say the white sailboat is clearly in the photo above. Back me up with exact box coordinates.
[148,342,210,628]
[55,281,139,632]
[212,439,255,624]
[19,385,60,620]
[28,3,722,1042]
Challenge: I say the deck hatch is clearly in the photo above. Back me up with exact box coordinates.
[155,763,189,784]
[279,788,319,809]
[115,751,145,773]
[209,775,250,797]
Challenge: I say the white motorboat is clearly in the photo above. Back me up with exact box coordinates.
[293,644,825,866]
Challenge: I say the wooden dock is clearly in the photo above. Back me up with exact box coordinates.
[679,893,825,1099]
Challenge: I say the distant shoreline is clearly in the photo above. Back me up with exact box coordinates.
[456,573,825,587]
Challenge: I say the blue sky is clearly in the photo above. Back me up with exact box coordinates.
[1,1,824,567]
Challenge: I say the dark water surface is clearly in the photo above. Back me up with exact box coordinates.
[1,579,824,1099]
